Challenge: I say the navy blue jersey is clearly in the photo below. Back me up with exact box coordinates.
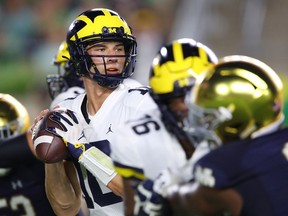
[0,162,56,216]
[194,127,288,216]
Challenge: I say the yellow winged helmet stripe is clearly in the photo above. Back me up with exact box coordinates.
[69,9,131,41]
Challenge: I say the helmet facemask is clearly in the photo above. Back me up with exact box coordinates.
[46,69,69,100]
[184,101,232,148]
[0,94,30,141]
[0,118,26,140]
[151,86,195,145]
[47,60,83,99]
[84,40,135,88]
[47,41,83,100]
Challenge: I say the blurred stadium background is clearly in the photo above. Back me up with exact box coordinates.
[1,0,288,123]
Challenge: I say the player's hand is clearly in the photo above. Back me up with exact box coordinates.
[134,169,179,216]
[30,109,50,134]
[152,168,183,197]
[134,179,172,216]
[47,108,91,160]
[47,108,117,185]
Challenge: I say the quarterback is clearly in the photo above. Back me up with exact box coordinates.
[31,8,156,216]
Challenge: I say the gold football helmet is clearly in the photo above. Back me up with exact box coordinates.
[0,94,30,140]
[190,55,283,144]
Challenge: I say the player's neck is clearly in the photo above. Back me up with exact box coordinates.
[86,87,114,116]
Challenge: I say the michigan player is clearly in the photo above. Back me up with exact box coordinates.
[30,8,157,216]
[47,40,142,109]
[136,56,288,216]
[108,38,218,215]
[46,40,85,108]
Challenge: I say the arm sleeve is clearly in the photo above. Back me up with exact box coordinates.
[0,133,39,167]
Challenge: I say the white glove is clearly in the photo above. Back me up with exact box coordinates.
[152,168,185,198]
[50,108,87,144]
[49,108,116,185]
[47,108,89,160]
[134,168,182,216]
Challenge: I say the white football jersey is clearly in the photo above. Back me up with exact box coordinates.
[123,78,143,88]
[174,140,211,183]
[50,86,85,109]
[57,84,157,216]
[50,78,141,109]
[109,108,188,181]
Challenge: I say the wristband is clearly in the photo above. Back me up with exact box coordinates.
[79,146,116,185]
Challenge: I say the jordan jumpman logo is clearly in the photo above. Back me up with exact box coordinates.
[106,124,113,134]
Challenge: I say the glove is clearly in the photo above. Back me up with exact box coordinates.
[134,179,164,216]
[134,169,179,216]
[49,108,117,185]
[47,108,91,160]
[153,168,184,197]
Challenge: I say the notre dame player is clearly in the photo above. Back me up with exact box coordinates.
[136,56,288,216]
[0,94,89,216]
[0,94,57,216]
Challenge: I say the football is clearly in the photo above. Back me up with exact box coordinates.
[32,110,69,163]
